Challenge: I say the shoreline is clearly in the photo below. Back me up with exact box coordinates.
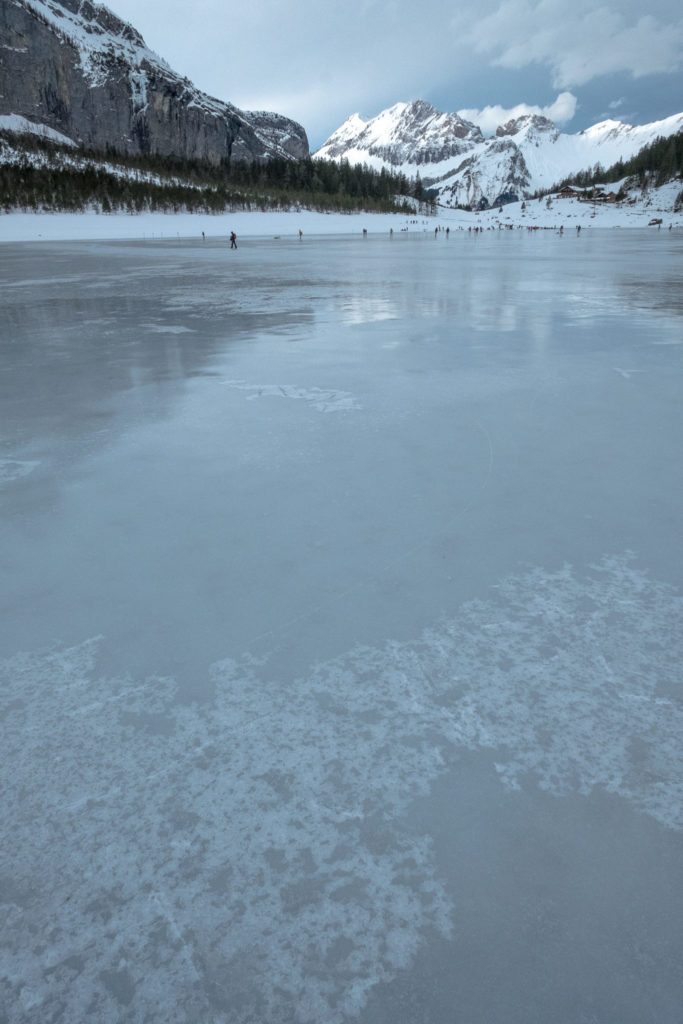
[1,187,681,245]
[0,209,423,244]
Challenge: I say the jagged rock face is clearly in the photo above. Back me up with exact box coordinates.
[365,100,483,166]
[436,139,531,208]
[495,114,556,138]
[0,0,308,163]
[316,100,483,168]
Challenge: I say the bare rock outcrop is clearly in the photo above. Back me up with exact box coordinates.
[0,0,308,162]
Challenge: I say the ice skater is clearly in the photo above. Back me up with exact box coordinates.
[230,231,238,249]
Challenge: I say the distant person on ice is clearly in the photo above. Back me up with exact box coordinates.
[230,231,237,249]
[299,229,303,240]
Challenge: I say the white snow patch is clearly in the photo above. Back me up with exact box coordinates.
[129,69,148,112]
[0,114,76,147]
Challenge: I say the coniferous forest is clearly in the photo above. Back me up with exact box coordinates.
[0,131,423,214]
[555,132,683,191]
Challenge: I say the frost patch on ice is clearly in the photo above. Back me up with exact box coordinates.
[1,643,450,1023]
[1,556,681,1022]
[0,459,40,485]
[222,380,361,413]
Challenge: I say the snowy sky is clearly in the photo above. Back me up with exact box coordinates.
[107,0,683,146]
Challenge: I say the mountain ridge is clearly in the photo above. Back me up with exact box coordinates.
[315,101,683,207]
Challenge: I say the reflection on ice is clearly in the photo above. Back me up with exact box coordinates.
[2,556,681,1022]
[341,295,399,325]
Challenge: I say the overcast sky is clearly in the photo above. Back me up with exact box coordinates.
[108,0,683,146]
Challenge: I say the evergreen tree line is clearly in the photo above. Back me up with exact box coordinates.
[0,131,417,214]
[554,132,683,192]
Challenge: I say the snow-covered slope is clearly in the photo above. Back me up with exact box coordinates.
[0,114,76,147]
[316,103,683,207]
[0,0,308,163]
[2,178,681,244]
[318,101,483,168]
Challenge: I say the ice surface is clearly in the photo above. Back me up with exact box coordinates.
[1,231,682,1023]
[2,555,681,1022]
[0,459,39,484]
[222,380,361,413]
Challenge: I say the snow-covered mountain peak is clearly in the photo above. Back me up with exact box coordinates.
[346,113,368,131]
[315,99,482,167]
[579,112,683,150]
[581,119,627,138]
[579,119,636,144]
[318,99,683,210]
[315,113,369,159]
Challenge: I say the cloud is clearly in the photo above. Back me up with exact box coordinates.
[106,0,465,143]
[106,0,682,143]
[608,98,626,110]
[458,91,577,134]
[463,1,683,87]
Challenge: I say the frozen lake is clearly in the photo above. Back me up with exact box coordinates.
[1,230,682,1023]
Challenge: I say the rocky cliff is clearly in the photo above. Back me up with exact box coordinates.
[0,0,308,163]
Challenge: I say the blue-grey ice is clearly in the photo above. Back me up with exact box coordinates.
[1,231,682,1024]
